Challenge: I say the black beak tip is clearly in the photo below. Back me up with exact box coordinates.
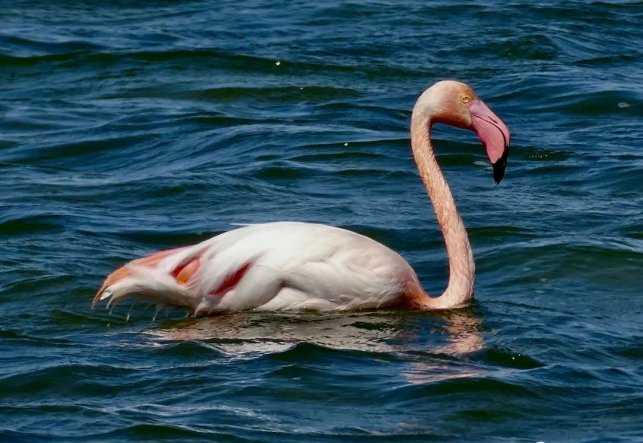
[492,146,509,185]
[493,163,505,184]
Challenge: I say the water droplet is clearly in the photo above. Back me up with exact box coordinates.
[618,102,630,108]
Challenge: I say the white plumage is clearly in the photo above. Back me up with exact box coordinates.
[99,222,420,315]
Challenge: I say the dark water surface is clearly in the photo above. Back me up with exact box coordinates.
[2,1,643,442]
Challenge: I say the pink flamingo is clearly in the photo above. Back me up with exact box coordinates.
[93,80,510,316]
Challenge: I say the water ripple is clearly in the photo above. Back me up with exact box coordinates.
[2,0,643,442]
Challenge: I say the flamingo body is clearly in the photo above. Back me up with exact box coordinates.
[96,222,425,315]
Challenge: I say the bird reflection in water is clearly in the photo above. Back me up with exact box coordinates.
[146,308,486,385]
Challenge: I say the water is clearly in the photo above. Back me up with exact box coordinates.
[1,1,643,441]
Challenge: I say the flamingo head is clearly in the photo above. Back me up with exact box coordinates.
[420,80,511,184]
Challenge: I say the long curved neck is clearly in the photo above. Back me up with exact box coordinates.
[411,113,475,309]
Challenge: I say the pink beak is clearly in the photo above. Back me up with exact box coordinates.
[468,99,511,184]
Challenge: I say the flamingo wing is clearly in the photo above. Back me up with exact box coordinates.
[94,222,422,316]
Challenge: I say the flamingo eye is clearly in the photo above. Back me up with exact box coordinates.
[462,96,471,104]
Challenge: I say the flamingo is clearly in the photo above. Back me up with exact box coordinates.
[93,80,510,316]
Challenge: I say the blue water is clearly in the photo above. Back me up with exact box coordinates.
[2,1,643,442]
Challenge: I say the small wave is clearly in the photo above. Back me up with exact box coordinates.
[100,85,363,103]
[24,135,148,163]
[610,339,643,360]
[77,423,221,440]
[149,340,226,359]
[290,151,386,162]
[0,363,145,397]
[542,90,643,116]
[267,341,396,363]
[385,377,538,403]
[0,34,102,58]
[471,347,545,370]
[574,53,641,66]
[463,34,559,61]
[0,214,66,236]
[253,165,314,180]
[333,168,411,178]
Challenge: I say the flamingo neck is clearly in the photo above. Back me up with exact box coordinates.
[410,114,475,309]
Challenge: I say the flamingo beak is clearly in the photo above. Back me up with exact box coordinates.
[468,99,511,184]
